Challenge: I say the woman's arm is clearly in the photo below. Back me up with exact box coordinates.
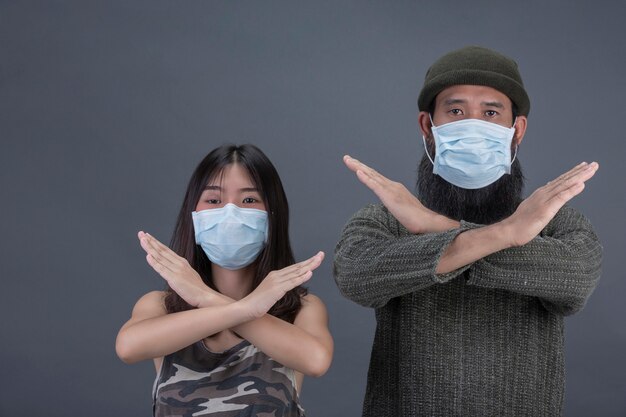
[115,290,251,364]
[117,232,332,377]
[234,294,333,378]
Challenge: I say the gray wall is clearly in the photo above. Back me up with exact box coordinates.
[1,1,625,415]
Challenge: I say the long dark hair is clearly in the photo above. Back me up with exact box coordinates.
[165,144,306,323]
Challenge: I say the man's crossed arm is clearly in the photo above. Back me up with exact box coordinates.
[342,155,599,275]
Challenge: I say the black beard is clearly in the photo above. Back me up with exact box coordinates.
[416,151,525,225]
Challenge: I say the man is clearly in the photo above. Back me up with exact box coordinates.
[333,46,602,416]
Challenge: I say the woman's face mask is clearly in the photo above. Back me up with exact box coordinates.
[192,203,269,270]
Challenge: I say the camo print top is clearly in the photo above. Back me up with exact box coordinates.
[152,338,305,417]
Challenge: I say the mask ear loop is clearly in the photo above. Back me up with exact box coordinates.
[422,135,435,165]
[422,113,436,165]
[511,145,518,164]
[510,117,518,164]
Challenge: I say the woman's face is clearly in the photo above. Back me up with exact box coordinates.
[195,163,267,212]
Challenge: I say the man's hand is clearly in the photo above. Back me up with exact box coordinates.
[500,161,599,247]
[343,155,458,233]
[435,161,599,274]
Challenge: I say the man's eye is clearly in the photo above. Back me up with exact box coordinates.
[243,197,258,204]
[485,110,498,117]
[450,109,463,115]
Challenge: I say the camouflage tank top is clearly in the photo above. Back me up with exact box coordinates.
[152,339,305,416]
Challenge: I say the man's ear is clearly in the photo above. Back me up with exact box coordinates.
[513,115,528,146]
[418,111,433,143]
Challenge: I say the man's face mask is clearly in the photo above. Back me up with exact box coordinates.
[422,116,518,189]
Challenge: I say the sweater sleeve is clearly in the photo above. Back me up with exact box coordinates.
[465,205,602,316]
[333,204,470,308]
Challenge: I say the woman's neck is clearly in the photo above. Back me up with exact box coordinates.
[211,263,256,300]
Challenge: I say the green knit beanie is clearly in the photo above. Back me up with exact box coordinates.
[417,46,530,116]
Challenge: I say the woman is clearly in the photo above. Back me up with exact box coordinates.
[116,144,333,416]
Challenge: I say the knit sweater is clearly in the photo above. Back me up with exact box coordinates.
[333,204,602,417]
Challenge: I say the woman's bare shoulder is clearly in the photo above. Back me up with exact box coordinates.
[301,293,325,307]
[296,292,329,322]
[131,290,167,318]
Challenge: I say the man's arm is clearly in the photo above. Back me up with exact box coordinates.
[333,204,470,308]
[339,156,601,313]
[464,206,602,315]
[335,155,470,308]
[433,161,602,314]
[435,161,598,271]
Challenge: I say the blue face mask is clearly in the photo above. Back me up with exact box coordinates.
[423,116,518,189]
[192,203,269,270]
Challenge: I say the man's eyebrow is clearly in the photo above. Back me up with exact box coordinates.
[481,101,505,109]
[443,98,467,106]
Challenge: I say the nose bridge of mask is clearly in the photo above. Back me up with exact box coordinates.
[429,116,515,149]
[220,203,265,226]
[430,113,517,129]
[192,203,268,243]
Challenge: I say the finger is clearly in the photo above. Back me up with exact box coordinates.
[343,155,362,173]
[546,162,598,195]
[296,270,313,286]
[140,236,179,274]
[345,155,388,184]
[279,251,324,274]
[139,235,165,261]
[545,162,587,184]
[297,251,325,271]
[545,162,597,201]
[355,160,388,184]
[544,162,590,190]
[305,251,325,272]
[145,254,172,282]
[142,233,182,268]
[546,181,586,207]
[275,252,325,279]
[355,169,380,191]
[284,270,314,289]
[574,162,599,183]
[144,233,177,258]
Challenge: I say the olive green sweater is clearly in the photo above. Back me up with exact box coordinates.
[333,204,602,417]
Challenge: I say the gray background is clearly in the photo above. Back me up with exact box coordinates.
[1,1,625,416]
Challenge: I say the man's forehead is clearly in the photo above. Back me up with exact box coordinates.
[435,85,512,107]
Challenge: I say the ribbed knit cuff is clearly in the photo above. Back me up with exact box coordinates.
[432,221,480,283]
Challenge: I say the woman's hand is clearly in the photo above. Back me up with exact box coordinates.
[138,231,215,308]
[240,251,325,319]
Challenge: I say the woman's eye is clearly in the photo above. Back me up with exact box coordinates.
[243,197,258,204]
[206,199,220,204]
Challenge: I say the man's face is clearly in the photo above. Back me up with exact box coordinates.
[415,84,528,224]
[432,84,515,127]
[419,84,527,151]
